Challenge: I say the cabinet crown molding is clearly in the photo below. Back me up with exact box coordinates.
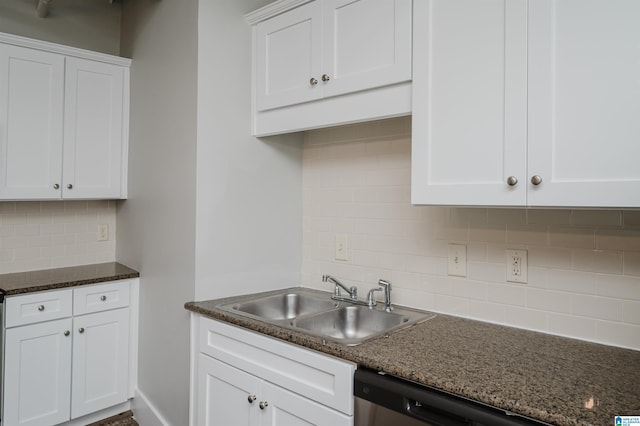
[245,0,313,25]
[0,31,131,67]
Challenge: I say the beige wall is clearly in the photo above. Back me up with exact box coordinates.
[302,117,640,350]
[0,0,121,55]
[118,0,198,425]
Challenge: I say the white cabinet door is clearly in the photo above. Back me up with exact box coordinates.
[197,354,261,426]
[4,318,73,426]
[63,57,125,199]
[322,0,412,99]
[256,1,323,111]
[411,0,528,206]
[71,308,130,418]
[0,44,64,200]
[527,0,640,207]
[261,382,352,426]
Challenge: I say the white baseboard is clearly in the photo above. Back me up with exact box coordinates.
[132,388,171,426]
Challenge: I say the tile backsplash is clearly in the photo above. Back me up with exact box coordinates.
[301,117,640,350]
[0,201,116,273]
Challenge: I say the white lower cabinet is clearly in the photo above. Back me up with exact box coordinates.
[2,280,137,426]
[193,317,355,426]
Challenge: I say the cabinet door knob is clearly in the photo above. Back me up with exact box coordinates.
[38,305,45,311]
[259,401,268,410]
[530,175,543,186]
[78,327,85,334]
[67,184,73,189]
[506,176,518,186]
[64,330,70,336]
[309,77,318,86]
[321,74,330,82]
[247,395,256,404]
[100,295,107,301]
[53,183,60,189]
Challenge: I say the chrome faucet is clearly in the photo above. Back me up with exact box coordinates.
[322,274,357,299]
[377,279,392,312]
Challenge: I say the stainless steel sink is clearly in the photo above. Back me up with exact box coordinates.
[224,291,338,321]
[217,288,435,345]
[293,305,433,345]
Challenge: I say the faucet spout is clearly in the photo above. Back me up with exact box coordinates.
[322,274,357,299]
[378,279,392,312]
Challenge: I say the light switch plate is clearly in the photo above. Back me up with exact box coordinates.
[335,234,348,261]
[447,244,467,277]
[97,224,109,241]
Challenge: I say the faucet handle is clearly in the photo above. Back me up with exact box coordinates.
[366,287,382,307]
[378,279,391,289]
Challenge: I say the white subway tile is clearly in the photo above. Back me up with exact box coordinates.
[2,213,27,225]
[0,202,17,213]
[573,249,623,275]
[624,252,640,276]
[1,237,27,249]
[392,288,436,311]
[435,294,469,315]
[597,274,640,300]
[622,300,640,325]
[0,226,13,237]
[469,224,506,243]
[623,210,640,228]
[596,321,640,349]
[488,209,527,226]
[527,267,550,289]
[468,262,506,283]
[505,307,548,331]
[26,258,52,270]
[26,236,53,248]
[448,279,486,301]
[528,247,573,269]
[26,212,53,225]
[571,294,622,321]
[596,229,640,251]
[14,247,40,260]
[0,249,14,262]
[467,242,488,262]
[15,201,41,213]
[548,313,596,341]
[39,201,64,211]
[526,209,572,226]
[467,301,507,323]
[487,283,526,306]
[572,210,622,228]
[14,224,40,237]
[548,227,595,249]
[506,225,549,245]
[546,269,598,295]
[527,288,571,314]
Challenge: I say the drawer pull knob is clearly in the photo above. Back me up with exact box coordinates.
[531,175,543,186]
[53,183,60,189]
[100,295,107,301]
[321,74,330,82]
[309,77,318,86]
[67,184,73,189]
[38,305,45,312]
[78,327,85,334]
[506,176,518,186]
[247,395,256,404]
[259,401,268,410]
[64,330,70,336]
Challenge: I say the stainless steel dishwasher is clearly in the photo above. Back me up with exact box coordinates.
[354,368,550,426]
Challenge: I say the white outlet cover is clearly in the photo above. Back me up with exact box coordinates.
[447,244,467,277]
[506,249,528,283]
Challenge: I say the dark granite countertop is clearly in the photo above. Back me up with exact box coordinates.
[0,262,139,296]
[185,288,640,426]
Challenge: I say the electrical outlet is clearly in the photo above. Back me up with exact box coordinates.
[506,249,527,283]
[335,234,348,261]
[447,244,467,277]
[97,224,109,241]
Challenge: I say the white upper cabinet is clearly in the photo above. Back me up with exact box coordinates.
[63,57,125,199]
[412,0,640,208]
[527,0,640,207]
[249,0,412,136]
[0,44,65,199]
[0,33,130,201]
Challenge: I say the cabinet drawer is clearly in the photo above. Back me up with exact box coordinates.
[199,317,355,415]
[73,280,130,315]
[5,289,73,328]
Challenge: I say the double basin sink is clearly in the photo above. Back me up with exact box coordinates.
[217,287,435,346]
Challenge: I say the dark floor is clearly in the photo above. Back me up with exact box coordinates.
[87,410,139,426]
